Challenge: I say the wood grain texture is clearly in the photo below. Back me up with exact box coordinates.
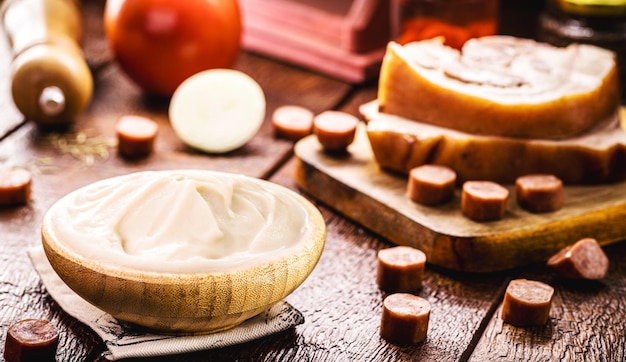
[0,1,353,360]
[267,158,509,362]
[1,1,625,361]
[294,125,626,272]
[470,242,626,362]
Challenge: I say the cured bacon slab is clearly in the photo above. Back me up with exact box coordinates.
[378,37,621,140]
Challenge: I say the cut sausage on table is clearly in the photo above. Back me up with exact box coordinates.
[501,279,553,327]
[516,174,564,213]
[407,164,456,206]
[313,110,359,152]
[547,238,609,280]
[4,319,59,362]
[461,181,509,221]
[380,293,430,345]
[115,115,159,159]
[0,168,32,206]
[376,246,427,292]
[272,105,314,141]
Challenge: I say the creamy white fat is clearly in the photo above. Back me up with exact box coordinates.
[398,37,615,104]
[47,170,310,273]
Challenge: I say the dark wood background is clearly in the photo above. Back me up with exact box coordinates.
[1,0,624,361]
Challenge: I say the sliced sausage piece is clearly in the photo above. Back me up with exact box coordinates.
[501,279,553,327]
[4,319,59,362]
[272,105,314,141]
[377,246,427,292]
[0,168,32,206]
[461,180,509,221]
[115,115,159,159]
[407,164,456,206]
[313,110,359,152]
[547,238,609,280]
[516,174,564,213]
[380,293,430,345]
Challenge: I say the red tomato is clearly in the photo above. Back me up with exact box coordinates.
[104,0,241,96]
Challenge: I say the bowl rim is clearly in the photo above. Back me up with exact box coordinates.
[41,170,326,282]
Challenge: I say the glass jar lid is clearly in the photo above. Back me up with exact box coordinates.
[556,0,626,16]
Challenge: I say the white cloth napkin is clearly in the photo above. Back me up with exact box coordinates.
[27,245,304,360]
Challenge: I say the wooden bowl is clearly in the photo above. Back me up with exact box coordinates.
[41,170,326,334]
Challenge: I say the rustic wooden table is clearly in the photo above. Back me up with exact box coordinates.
[1,1,624,361]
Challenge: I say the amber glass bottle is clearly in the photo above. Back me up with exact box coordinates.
[391,0,499,50]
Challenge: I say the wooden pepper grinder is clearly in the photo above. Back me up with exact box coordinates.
[1,0,93,128]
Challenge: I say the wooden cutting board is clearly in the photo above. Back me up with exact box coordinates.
[294,124,626,273]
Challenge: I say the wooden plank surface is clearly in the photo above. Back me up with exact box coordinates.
[1,1,626,361]
[470,242,626,362]
[0,2,354,361]
[265,158,508,362]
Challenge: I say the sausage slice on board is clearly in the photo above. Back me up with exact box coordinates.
[461,180,509,221]
[516,174,564,213]
[407,164,456,206]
